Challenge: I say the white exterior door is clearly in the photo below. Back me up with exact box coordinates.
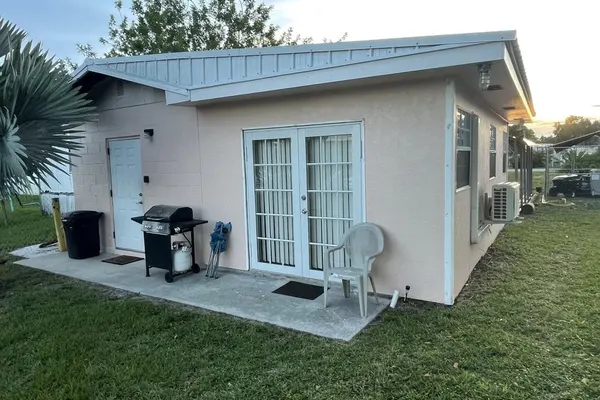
[244,122,363,278]
[109,138,144,252]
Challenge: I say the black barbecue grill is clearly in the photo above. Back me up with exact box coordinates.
[131,205,208,282]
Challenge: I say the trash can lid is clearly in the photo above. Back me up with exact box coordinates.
[62,210,104,220]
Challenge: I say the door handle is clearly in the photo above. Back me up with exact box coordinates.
[301,208,307,214]
[136,201,143,205]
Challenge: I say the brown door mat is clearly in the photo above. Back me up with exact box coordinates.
[101,255,144,265]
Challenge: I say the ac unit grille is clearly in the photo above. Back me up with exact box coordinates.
[492,188,507,219]
[491,182,520,222]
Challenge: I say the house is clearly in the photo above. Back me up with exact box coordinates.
[71,30,535,305]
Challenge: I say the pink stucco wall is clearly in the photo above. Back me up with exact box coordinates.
[453,82,509,300]
[73,80,202,255]
[196,80,447,302]
[74,78,451,303]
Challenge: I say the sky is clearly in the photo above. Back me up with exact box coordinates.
[2,0,600,135]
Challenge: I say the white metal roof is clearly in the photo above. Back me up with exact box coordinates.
[74,30,534,116]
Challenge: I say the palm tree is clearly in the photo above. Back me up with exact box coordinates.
[0,19,95,225]
[561,149,587,172]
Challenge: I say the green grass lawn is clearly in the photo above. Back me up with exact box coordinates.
[0,196,55,256]
[507,170,546,190]
[1,200,600,399]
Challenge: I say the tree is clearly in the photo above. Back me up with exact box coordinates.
[0,19,96,225]
[537,135,556,144]
[55,57,78,75]
[553,116,600,143]
[560,149,588,171]
[532,149,546,168]
[509,124,537,141]
[86,0,343,58]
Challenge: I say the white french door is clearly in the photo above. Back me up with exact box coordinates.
[244,122,363,279]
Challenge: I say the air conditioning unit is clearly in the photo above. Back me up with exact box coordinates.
[490,182,520,222]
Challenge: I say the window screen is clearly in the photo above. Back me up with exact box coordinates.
[456,109,472,189]
[490,126,497,178]
[503,131,508,173]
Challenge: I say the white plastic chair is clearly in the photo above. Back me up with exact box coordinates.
[323,223,384,318]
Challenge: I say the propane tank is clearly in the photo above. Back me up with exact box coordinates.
[172,241,192,272]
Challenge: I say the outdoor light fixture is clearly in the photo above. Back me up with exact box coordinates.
[478,63,492,91]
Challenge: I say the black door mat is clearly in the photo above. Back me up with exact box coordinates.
[272,280,327,300]
[102,255,144,265]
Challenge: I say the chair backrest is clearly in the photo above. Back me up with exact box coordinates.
[342,223,384,273]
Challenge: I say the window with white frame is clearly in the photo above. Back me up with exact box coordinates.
[456,109,472,189]
[503,131,508,173]
[489,126,497,178]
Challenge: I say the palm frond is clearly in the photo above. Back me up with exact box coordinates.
[0,19,97,199]
[0,107,27,198]
[0,18,26,59]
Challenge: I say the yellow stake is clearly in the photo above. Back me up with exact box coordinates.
[51,198,67,252]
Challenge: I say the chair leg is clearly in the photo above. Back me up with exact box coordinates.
[323,273,329,308]
[342,279,350,298]
[362,277,368,318]
[369,275,379,304]
[357,278,365,318]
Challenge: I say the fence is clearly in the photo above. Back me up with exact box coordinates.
[542,145,600,198]
[40,192,75,215]
[509,142,600,201]
[508,137,536,206]
[39,162,74,215]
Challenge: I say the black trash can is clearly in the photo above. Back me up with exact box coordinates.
[62,211,104,259]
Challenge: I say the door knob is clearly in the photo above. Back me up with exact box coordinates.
[301,208,307,214]
[301,195,306,200]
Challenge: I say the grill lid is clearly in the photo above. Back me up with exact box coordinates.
[143,205,193,222]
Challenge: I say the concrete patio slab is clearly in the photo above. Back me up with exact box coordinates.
[16,252,388,341]
[10,243,59,259]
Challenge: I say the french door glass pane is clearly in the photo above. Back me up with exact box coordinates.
[306,134,353,271]
[253,138,294,266]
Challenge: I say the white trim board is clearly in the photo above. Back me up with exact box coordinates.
[443,79,456,305]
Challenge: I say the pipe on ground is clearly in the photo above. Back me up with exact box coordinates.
[521,192,540,215]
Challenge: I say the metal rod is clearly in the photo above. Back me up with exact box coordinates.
[513,137,518,184]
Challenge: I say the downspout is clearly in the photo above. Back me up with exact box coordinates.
[520,145,525,204]
[513,137,519,195]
